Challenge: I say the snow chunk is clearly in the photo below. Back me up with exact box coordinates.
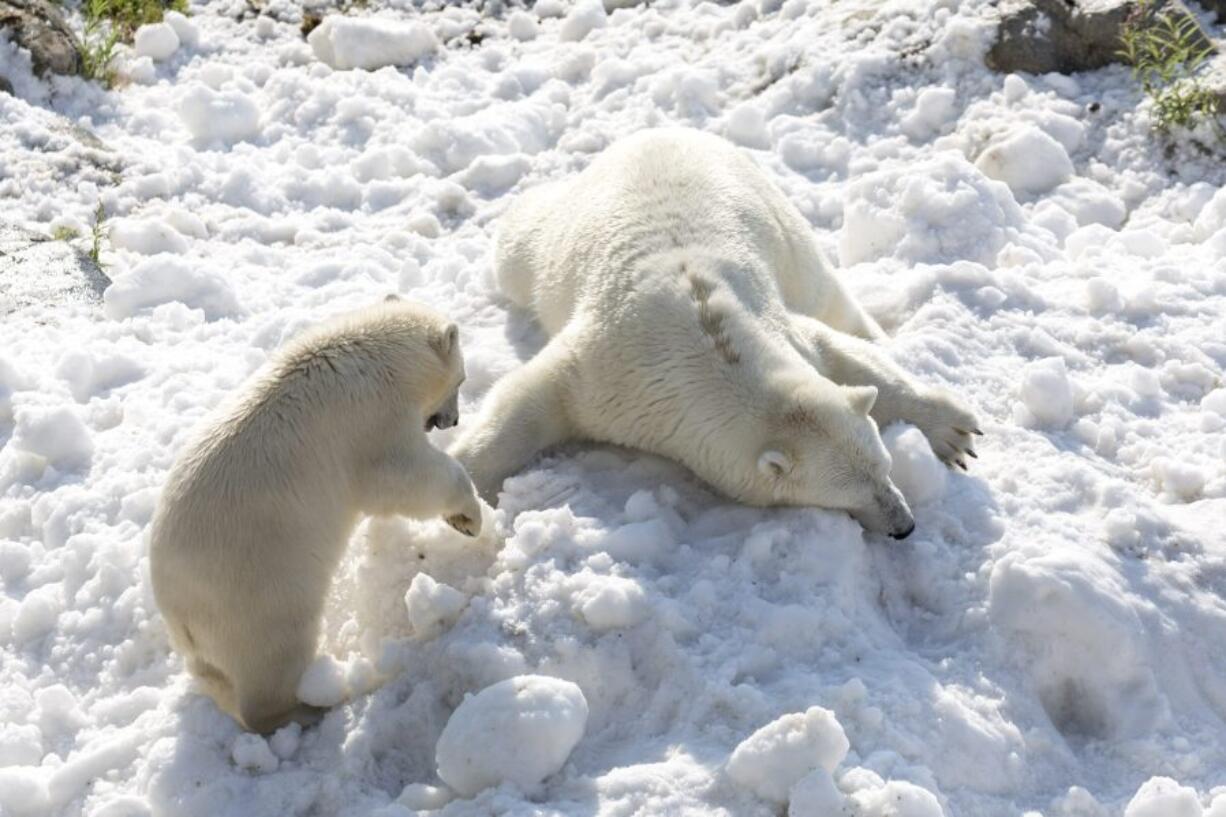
[12,585,63,642]
[1125,777,1202,817]
[11,405,92,472]
[231,734,278,773]
[134,23,179,61]
[1193,186,1226,240]
[436,675,588,796]
[405,573,468,639]
[901,87,957,139]
[883,424,947,506]
[724,103,769,149]
[308,16,438,71]
[576,574,649,631]
[975,127,1073,196]
[788,768,845,816]
[849,780,945,817]
[110,217,189,255]
[560,0,608,42]
[104,255,241,321]
[296,655,347,708]
[178,83,261,145]
[508,11,539,41]
[0,767,49,817]
[460,154,530,196]
[164,10,198,48]
[726,707,849,803]
[398,783,453,810]
[839,153,1033,266]
[56,350,145,403]
[1017,357,1074,429]
[1202,389,1226,417]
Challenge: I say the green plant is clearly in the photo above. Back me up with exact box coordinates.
[89,203,108,267]
[51,225,81,241]
[77,0,189,85]
[1118,0,1221,133]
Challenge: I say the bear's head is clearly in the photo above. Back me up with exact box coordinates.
[749,381,915,539]
[377,297,466,431]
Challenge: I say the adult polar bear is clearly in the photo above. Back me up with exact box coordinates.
[452,129,979,537]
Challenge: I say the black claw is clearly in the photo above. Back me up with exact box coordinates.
[972,428,984,436]
[956,460,968,471]
[967,450,978,459]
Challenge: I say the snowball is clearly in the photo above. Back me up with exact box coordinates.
[901,87,957,139]
[560,0,608,42]
[1202,389,1226,417]
[788,768,845,817]
[231,733,278,773]
[109,218,189,256]
[508,11,539,41]
[405,573,468,639]
[839,153,1037,266]
[103,255,241,321]
[269,723,301,760]
[163,10,199,47]
[1018,357,1074,429]
[726,707,849,803]
[296,655,347,708]
[133,22,179,61]
[725,103,769,149]
[850,780,945,817]
[975,127,1073,196]
[882,424,947,506]
[178,83,261,145]
[436,675,589,796]
[397,783,453,810]
[11,405,93,472]
[576,575,649,631]
[1124,777,1203,817]
[308,16,438,71]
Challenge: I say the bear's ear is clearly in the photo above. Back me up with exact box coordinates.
[430,323,459,361]
[384,293,402,303]
[758,450,792,479]
[846,386,878,416]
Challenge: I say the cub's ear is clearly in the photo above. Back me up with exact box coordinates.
[430,323,459,361]
[758,450,792,479]
[846,385,878,416]
[384,293,402,303]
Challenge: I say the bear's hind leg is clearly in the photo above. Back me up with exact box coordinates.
[231,624,320,734]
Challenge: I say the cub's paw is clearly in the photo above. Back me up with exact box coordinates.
[912,388,982,470]
[441,510,478,534]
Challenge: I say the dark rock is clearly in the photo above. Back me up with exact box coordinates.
[0,0,83,77]
[0,222,110,316]
[987,0,1215,75]
[1197,0,1226,22]
[0,75,12,94]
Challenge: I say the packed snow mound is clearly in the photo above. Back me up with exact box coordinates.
[726,706,849,803]
[838,152,1040,266]
[975,127,1073,197]
[103,255,241,320]
[308,16,439,71]
[435,675,588,797]
[177,83,261,145]
[882,424,947,506]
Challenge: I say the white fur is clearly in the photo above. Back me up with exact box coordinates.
[452,129,978,535]
[151,299,481,733]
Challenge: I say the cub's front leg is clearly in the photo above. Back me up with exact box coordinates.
[361,441,483,537]
[796,315,982,469]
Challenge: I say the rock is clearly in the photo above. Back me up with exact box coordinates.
[0,0,83,77]
[987,0,1215,75]
[0,223,110,316]
[0,76,13,95]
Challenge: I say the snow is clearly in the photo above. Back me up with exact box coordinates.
[1124,777,1203,817]
[133,23,180,62]
[1,0,1226,815]
[434,675,588,796]
[307,16,439,71]
[726,706,849,803]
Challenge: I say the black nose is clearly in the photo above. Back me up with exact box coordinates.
[890,523,915,540]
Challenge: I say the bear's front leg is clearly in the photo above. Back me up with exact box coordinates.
[798,316,982,469]
[361,443,483,537]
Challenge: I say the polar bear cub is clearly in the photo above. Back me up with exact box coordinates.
[151,297,482,733]
[451,128,979,537]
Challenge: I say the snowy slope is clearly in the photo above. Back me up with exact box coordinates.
[2,0,1226,815]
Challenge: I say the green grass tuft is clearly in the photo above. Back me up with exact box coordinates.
[1118,0,1221,133]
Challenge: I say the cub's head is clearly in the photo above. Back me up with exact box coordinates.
[748,381,914,539]
[380,294,465,431]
